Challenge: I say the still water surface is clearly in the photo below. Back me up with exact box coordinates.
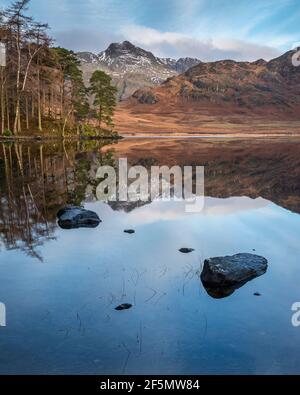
[0,138,300,374]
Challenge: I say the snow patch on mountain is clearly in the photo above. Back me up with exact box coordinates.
[77,41,201,100]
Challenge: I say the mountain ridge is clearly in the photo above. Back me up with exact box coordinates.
[113,49,300,135]
[77,41,201,100]
[128,49,300,115]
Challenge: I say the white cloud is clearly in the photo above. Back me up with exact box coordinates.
[121,24,281,61]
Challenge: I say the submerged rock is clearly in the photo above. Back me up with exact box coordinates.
[115,303,132,311]
[124,229,135,234]
[57,206,101,229]
[200,253,268,298]
[179,248,195,253]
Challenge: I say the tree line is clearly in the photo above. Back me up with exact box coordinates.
[0,0,117,137]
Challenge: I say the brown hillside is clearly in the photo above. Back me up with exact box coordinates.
[115,50,300,135]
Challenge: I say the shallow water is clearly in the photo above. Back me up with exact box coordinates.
[0,138,300,374]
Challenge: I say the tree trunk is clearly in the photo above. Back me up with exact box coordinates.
[0,67,5,134]
[14,28,22,135]
[13,97,21,134]
[25,96,29,130]
[98,105,102,131]
[37,66,42,132]
[62,108,72,138]
[6,88,10,131]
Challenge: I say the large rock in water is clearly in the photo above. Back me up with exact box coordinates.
[200,253,268,298]
[57,206,101,229]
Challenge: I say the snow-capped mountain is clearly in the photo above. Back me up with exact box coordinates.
[77,41,201,100]
[159,56,202,73]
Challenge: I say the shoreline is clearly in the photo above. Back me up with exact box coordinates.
[1,131,300,142]
[0,135,123,142]
[119,132,300,139]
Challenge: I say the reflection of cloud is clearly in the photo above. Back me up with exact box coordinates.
[111,196,271,226]
[203,196,269,215]
[121,24,280,61]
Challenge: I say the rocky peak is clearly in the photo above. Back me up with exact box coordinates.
[252,58,267,66]
[76,41,201,100]
[266,50,299,77]
[98,40,159,66]
[76,51,99,64]
[159,57,201,73]
[175,57,202,73]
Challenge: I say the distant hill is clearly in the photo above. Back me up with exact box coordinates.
[127,50,300,117]
[77,41,201,100]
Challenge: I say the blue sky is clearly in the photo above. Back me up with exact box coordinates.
[2,0,299,60]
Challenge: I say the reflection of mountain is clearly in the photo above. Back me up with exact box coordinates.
[108,199,150,213]
[106,138,300,214]
[107,195,264,217]
[0,138,299,257]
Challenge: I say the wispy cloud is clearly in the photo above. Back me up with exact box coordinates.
[1,0,298,59]
[121,25,280,61]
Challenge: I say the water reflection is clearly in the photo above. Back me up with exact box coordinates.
[0,140,116,260]
[1,138,299,259]
[0,138,300,374]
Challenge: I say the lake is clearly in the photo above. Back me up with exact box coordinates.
[0,137,300,374]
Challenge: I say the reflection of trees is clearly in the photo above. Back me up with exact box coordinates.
[0,140,116,260]
[0,144,52,261]
[68,146,116,206]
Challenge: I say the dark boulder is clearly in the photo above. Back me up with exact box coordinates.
[200,253,268,298]
[179,248,195,253]
[57,206,101,229]
[115,303,132,311]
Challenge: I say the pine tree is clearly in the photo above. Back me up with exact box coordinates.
[52,47,89,135]
[89,70,117,130]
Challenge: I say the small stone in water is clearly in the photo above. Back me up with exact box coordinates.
[179,248,195,253]
[124,229,135,234]
[115,303,132,311]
